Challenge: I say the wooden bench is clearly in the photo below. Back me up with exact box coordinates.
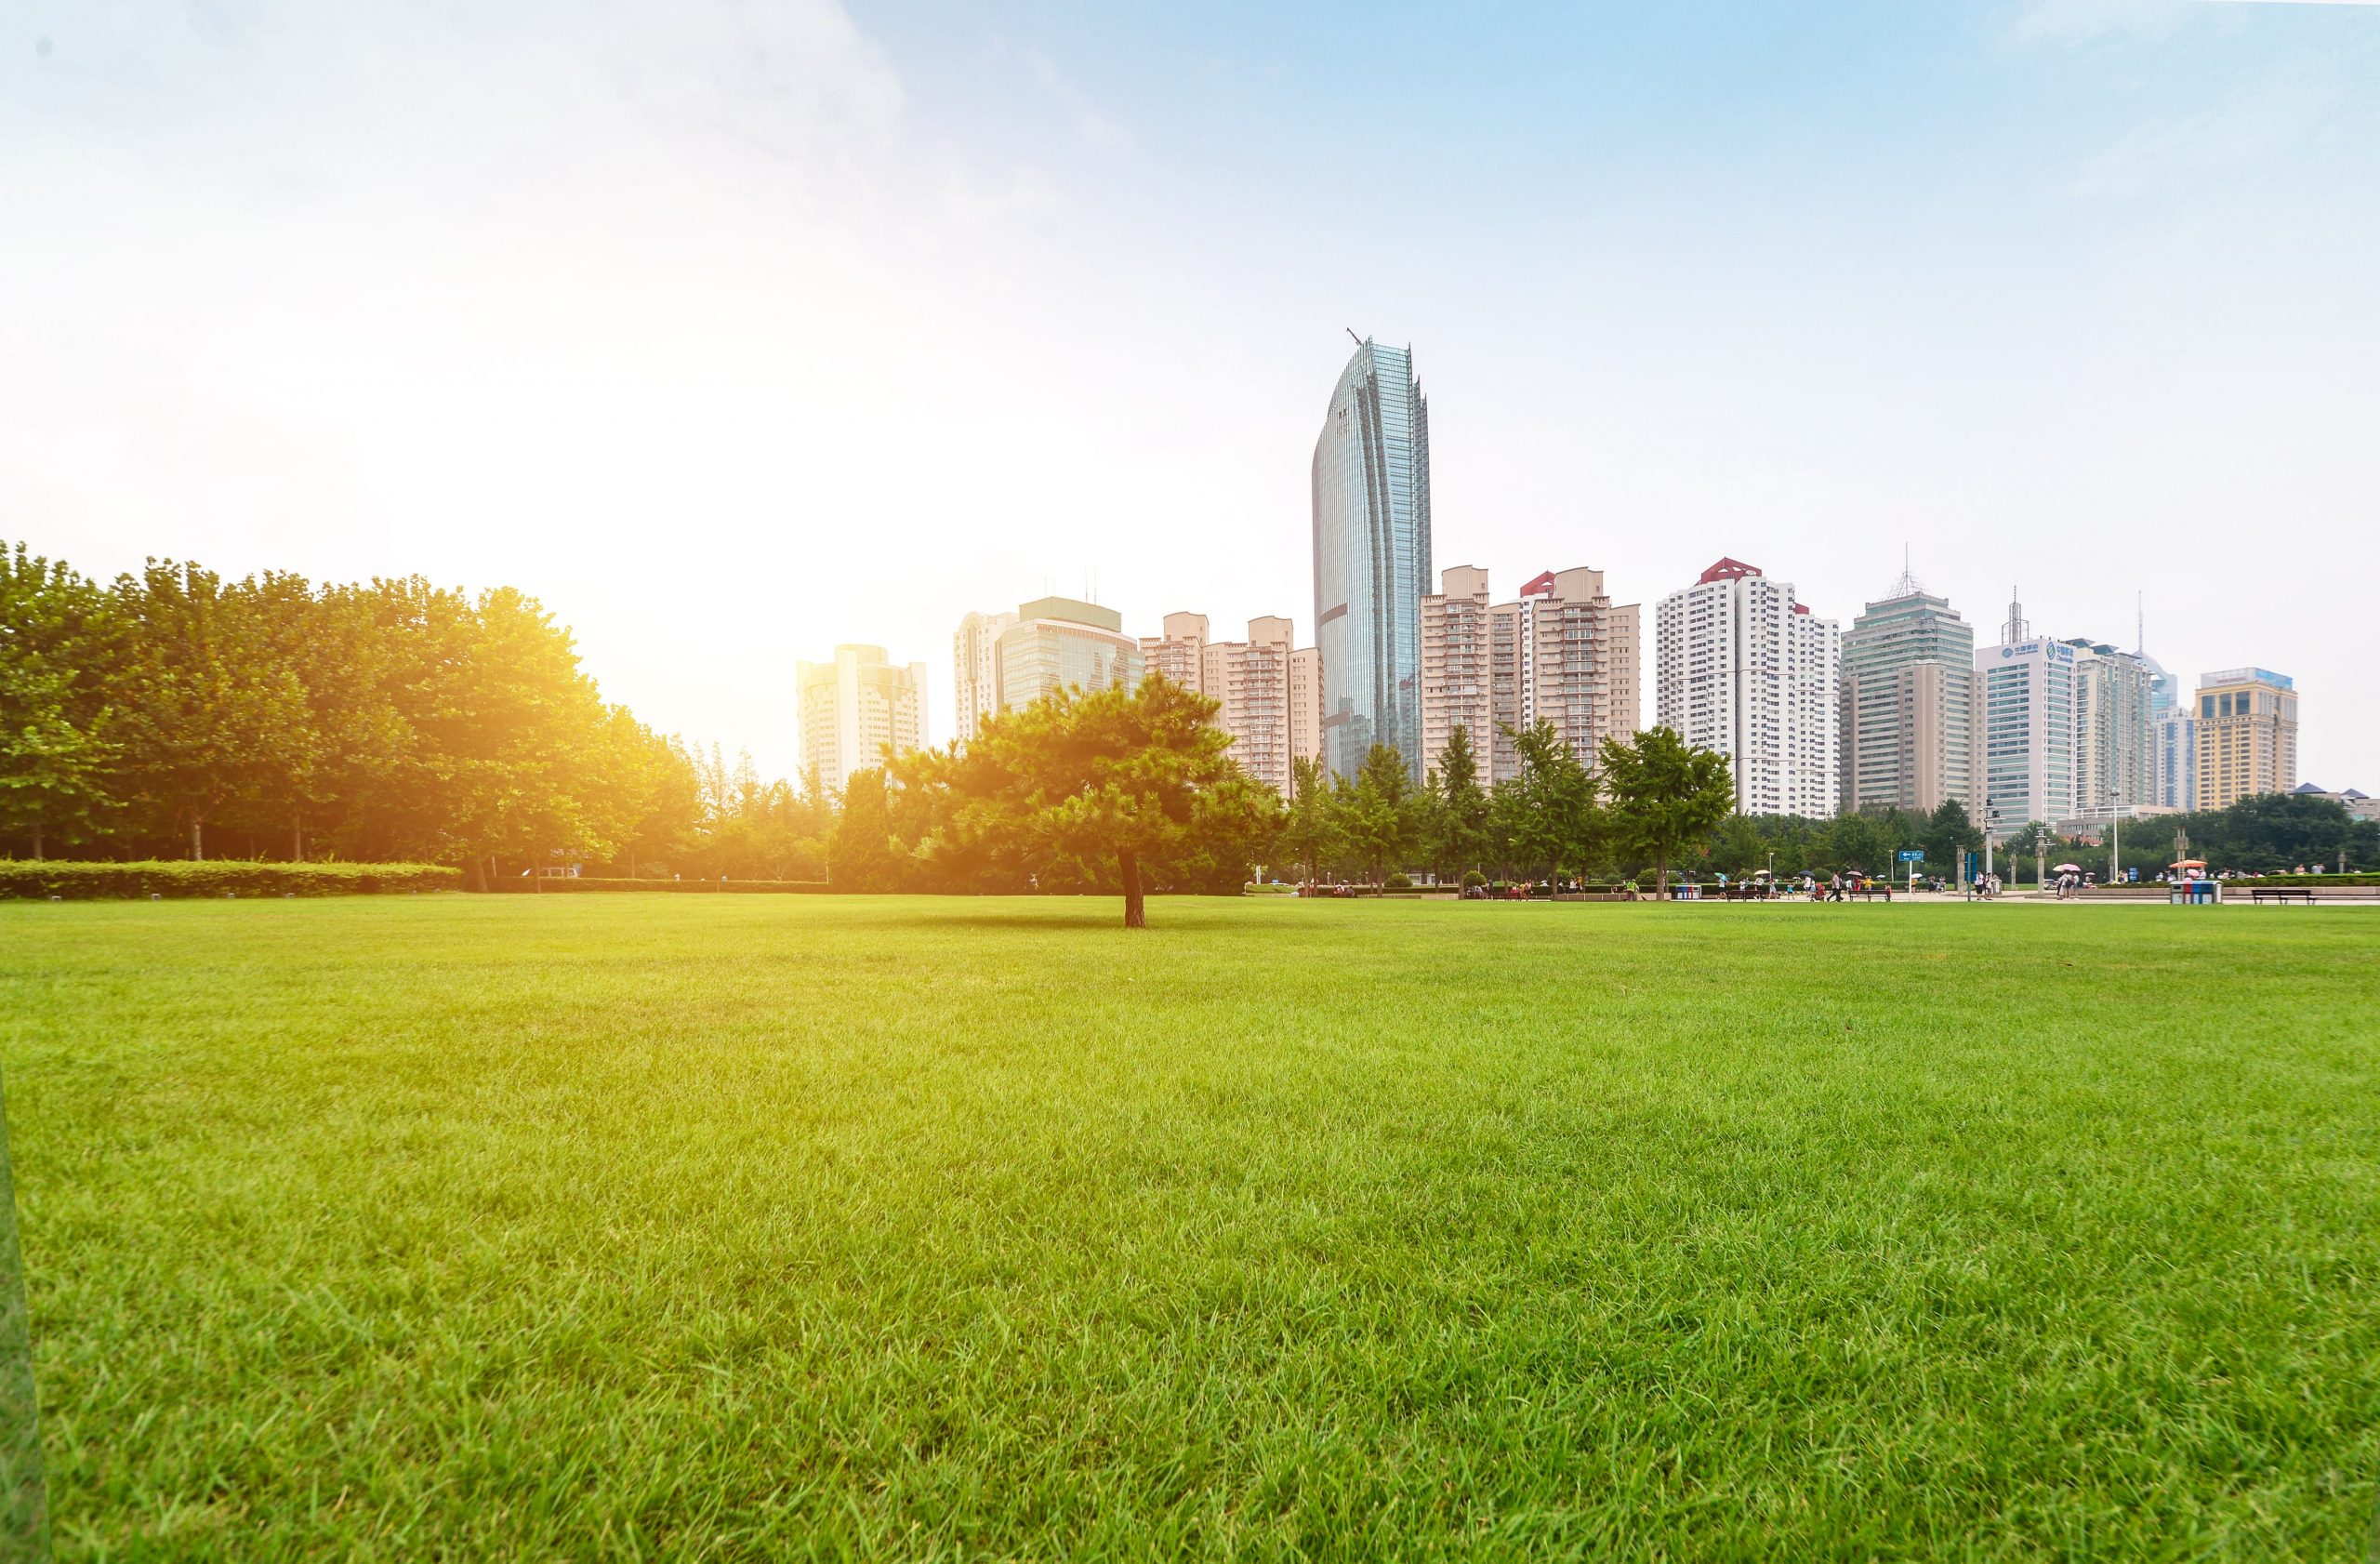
[2250,887,2318,905]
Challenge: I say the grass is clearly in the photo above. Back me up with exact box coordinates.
[3,895,2377,1561]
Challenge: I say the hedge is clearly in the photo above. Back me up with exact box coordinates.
[0,861,461,900]
[483,878,831,894]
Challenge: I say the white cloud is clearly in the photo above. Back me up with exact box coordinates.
[1003,41,1135,152]
[2015,0,2376,45]
[2070,57,2347,194]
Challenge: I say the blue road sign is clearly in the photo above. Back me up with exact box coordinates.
[1897,849,1924,863]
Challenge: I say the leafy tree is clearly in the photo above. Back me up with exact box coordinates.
[1279,755,1341,884]
[826,766,910,891]
[1920,801,1979,878]
[1342,743,1423,886]
[1427,726,1491,882]
[1707,813,1767,878]
[1598,726,1733,898]
[895,674,1240,927]
[1498,720,1600,883]
[0,544,119,858]
[112,562,313,860]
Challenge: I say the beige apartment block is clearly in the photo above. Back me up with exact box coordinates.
[1287,643,1324,782]
[2193,667,2298,809]
[1132,612,1304,796]
[1139,612,1211,694]
[1419,565,1493,779]
[1421,565,1640,785]
[1204,629,1292,796]
[798,644,928,793]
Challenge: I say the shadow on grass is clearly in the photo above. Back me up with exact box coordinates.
[0,1067,49,1561]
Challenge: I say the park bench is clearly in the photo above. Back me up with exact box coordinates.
[2250,886,2319,906]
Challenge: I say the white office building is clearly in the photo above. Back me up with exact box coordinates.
[1975,592,2076,835]
[798,644,928,793]
[2068,640,2157,815]
[1655,557,1840,818]
[952,609,1016,744]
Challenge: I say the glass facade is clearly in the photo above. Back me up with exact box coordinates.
[1312,338,1431,779]
[995,597,1144,712]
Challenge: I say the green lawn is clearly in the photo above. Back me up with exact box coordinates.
[4,896,2377,1560]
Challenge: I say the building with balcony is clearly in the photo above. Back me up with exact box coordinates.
[797,644,928,792]
[1655,557,1839,818]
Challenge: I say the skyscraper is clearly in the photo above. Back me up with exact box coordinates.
[1313,337,1431,780]
[1975,591,2075,834]
[2068,640,2156,815]
[2193,668,2298,809]
[1839,571,1980,816]
[797,644,928,792]
[2144,648,2195,810]
[1655,558,1840,818]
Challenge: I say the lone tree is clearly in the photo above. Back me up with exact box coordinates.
[1598,726,1733,898]
[898,674,1240,928]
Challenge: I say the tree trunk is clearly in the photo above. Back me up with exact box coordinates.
[30,823,41,862]
[1119,847,1145,929]
[1658,850,1669,900]
[292,820,303,863]
[191,818,205,862]
[464,856,487,894]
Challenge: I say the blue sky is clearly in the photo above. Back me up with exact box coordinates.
[4,0,2375,787]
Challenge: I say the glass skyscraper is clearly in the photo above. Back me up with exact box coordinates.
[1312,338,1432,779]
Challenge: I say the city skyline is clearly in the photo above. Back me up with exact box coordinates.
[7,1,2375,788]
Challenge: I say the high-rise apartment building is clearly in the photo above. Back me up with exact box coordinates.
[2155,712,2198,813]
[1133,611,1300,796]
[1655,558,1839,818]
[1418,566,1493,777]
[1287,644,1324,783]
[1313,337,1431,780]
[2068,640,2156,815]
[2193,668,2298,809]
[992,597,1143,712]
[1421,565,1640,784]
[1838,574,1980,816]
[2144,651,2194,811]
[1139,613,1210,693]
[797,644,928,792]
[1205,630,1292,796]
[1975,592,2075,834]
[952,610,1016,743]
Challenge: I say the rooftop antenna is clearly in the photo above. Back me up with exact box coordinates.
[2135,591,2144,656]
[1887,543,1924,600]
[1345,326,1364,347]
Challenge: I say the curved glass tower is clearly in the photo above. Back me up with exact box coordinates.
[1312,338,1431,779]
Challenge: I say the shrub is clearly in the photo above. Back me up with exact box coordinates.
[1382,873,1414,891]
[0,861,460,900]
[1461,870,1487,890]
[483,878,830,895]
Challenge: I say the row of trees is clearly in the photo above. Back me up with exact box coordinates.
[0,544,828,884]
[1274,722,1738,892]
